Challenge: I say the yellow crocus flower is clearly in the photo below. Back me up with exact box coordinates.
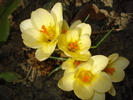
[103,53,130,96]
[58,20,92,61]
[20,2,63,61]
[58,55,111,100]
[104,53,130,82]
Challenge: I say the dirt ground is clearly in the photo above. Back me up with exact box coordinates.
[0,0,133,100]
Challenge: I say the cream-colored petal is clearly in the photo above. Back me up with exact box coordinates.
[75,23,91,37]
[108,66,125,82]
[65,51,78,58]
[61,58,75,70]
[91,55,108,74]
[89,91,105,100]
[74,59,93,75]
[23,40,44,48]
[74,51,91,61]
[81,58,94,70]
[59,46,73,57]
[31,8,54,30]
[66,30,79,42]
[58,34,67,47]
[20,19,33,32]
[64,69,75,75]
[51,2,62,27]
[61,58,76,74]
[91,72,111,93]
[108,53,119,64]
[22,28,44,42]
[112,57,130,69]
[79,35,91,53]
[62,20,69,31]
[108,85,116,96]
[35,41,57,61]
[54,23,60,36]
[70,20,82,29]
[58,73,74,91]
[73,79,93,99]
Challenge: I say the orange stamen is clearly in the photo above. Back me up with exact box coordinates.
[69,41,79,50]
[74,61,81,67]
[82,75,90,83]
[62,30,67,34]
[40,25,51,38]
[104,68,115,75]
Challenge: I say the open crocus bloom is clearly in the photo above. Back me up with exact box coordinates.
[103,53,130,82]
[58,20,92,61]
[103,53,129,97]
[58,55,112,100]
[20,2,62,61]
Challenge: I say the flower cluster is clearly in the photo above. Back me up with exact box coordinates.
[20,2,130,100]
[58,53,129,100]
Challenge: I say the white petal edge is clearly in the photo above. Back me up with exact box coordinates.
[20,19,33,32]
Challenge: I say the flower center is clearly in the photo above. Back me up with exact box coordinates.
[68,41,79,52]
[74,60,81,68]
[78,70,92,83]
[40,25,55,42]
[104,68,115,75]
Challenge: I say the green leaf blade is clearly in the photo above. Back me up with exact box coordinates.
[0,0,18,46]
[0,72,22,82]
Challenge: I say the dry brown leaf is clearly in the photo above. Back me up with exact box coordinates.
[73,3,109,22]
[0,0,5,6]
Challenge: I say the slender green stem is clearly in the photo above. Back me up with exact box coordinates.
[84,14,90,22]
[49,56,68,60]
[90,27,114,49]
[48,66,61,77]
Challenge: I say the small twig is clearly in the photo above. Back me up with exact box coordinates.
[92,28,121,34]
[13,67,33,84]
[36,0,39,8]
[25,67,33,79]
